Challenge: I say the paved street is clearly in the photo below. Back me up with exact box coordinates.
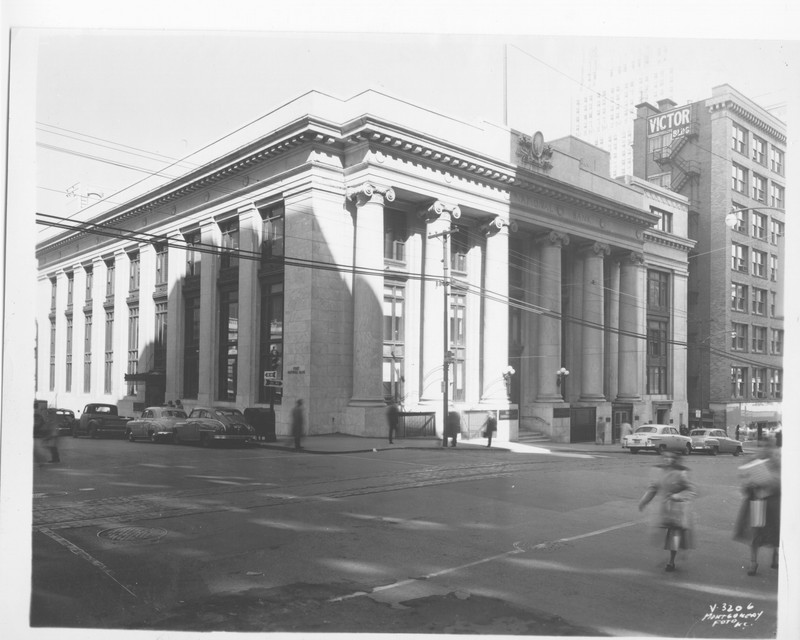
[30,435,781,636]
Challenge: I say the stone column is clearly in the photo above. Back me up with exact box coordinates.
[617,251,645,402]
[604,257,621,401]
[536,231,569,402]
[347,182,396,406]
[579,242,609,401]
[165,231,184,403]
[237,203,260,407]
[419,204,450,404]
[197,220,220,405]
[112,249,129,399]
[481,217,510,402]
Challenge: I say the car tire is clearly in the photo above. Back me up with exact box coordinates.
[710,446,719,456]
[734,446,743,456]
[127,430,135,442]
[630,448,639,454]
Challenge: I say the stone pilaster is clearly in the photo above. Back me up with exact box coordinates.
[164,231,184,403]
[481,217,510,402]
[579,242,609,402]
[237,203,260,407]
[536,230,569,402]
[197,220,219,405]
[604,257,621,401]
[617,251,645,402]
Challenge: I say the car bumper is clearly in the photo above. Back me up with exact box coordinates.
[690,443,715,452]
[622,443,656,451]
[210,434,253,441]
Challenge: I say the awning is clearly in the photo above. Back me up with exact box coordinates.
[124,371,166,383]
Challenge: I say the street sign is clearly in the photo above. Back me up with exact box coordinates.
[264,370,278,380]
[264,379,283,387]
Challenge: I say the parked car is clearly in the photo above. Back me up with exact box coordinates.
[173,406,256,447]
[72,403,133,438]
[621,424,692,455]
[689,428,743,456]
[125,406,188,443]
[44,408,77,436]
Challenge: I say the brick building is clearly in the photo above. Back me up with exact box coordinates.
[35,90,691,443]
[632,84,785,432]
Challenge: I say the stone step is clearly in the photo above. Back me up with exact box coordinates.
[516,431,550,443]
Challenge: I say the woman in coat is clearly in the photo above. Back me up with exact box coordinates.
[638,451,696,572]
[733,447,780,575]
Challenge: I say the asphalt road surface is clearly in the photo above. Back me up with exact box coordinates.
[29,436,781,636]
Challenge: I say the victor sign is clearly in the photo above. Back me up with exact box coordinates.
[647,107,692,138]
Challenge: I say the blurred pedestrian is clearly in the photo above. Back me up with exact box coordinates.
[482,411,497,447]
[733,446,781,575]
[386,401,399,444]
[735,424,741,441]
[291,399,305,451]
[444,410,460,447]
[638,451,695,572]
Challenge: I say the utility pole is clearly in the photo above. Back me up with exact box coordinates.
[428,227,455,444]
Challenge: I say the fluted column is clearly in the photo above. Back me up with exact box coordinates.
[347,182,396,406]
[579,242,609,401]
[237,203,260,407]
[481,218,510,402]
[536,230,569,402]
[617,251,645,401]
[604,257,621,401]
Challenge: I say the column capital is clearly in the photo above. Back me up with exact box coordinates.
[346,181,396,207]
[479,215,516,237]
[538,230,570,248]
[579,241,611,257]
[418,200,461,224]
[623,250,646,266]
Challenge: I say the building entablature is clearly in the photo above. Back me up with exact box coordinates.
[705,97,786,145]
[643,231,696,253]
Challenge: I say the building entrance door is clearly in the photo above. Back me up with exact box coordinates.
[569,407,596,443]
[612,404,633,444]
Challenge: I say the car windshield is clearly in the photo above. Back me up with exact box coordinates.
[635,426,657,433]
[163,410,187,418]
[690,430,709,436]
[215,409,243,417]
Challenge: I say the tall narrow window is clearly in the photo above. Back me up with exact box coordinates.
[383,209,407,262]
[65,316,73,392]
[751,326,767,353]
[154,302,167,372]
[383,284,405,402]
[450,229,469,274]
[731,204,748,233]
[646,319,668,394]
[732,324,748,351]
[751,174,766,202]
[127,306,139,395]
[128,251,140,292]
[647,270,670,310]
[84,313,92,393]
[260,205,285,266]
[49,319,56,391]
[104,310,114,394]
[751,212,767,240]
[155,244,168,286]
[751,250,766,278]
[106,259,115,297]
[85,267,93,303]
[220,219,239,270]
[732,123,747,154]
[731,163,746,193]
[66,273,74,307]
[769,219,784,244]
[259,281,284,404]
[771,329,783,356]
[449,293,467,402]
[218,290,238,401]
[769,370,782,399]
[50,278,57,310]
[769,146,784,174]
[731,283,748,312]
[751,367,767,398]
[769,183,784,209]
[751,135,766,164]
[183,296,200,398]
[752,288,767,315]
[731,367,746,399]
[731,243,748,272]
[185,231,202,277]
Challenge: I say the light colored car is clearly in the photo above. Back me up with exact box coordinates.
[173,406,255,447]
[126,406,188,443]
[689,429,743,456]
[621,424,692,455]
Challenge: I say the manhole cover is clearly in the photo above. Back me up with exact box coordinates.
[97,526,167,543]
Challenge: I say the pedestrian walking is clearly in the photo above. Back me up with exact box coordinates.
[386,401,399,444]
[733,446,781,575]
[444,410,461,447]
[638,451,695,572]
[482,411,497,447]
[291,399,305,451]
[735,424,741,441]
[35,415,61,464]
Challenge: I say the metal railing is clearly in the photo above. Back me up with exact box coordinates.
[397,412,436,438]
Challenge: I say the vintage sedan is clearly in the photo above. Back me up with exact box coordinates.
[173,406,255,447]
[125,406,188,443]
[45,408,77,436]
[621,424,692,455]
[689,428,743,456]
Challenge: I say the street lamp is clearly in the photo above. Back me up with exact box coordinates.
[725,205,785,229]
[556,367,569,387]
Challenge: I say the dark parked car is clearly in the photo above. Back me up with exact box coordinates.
[44,408,77,436]
[72,403,133,438]
[173,407,255,447]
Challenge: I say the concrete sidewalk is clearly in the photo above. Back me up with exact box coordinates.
[250,433,764,457]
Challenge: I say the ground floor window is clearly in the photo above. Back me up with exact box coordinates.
[218,290,238,401]
[383,283,405,402]
[449,293,466,402]
[258,280,283,404]
[65,315,73,392]
[127,306,139,396]
[646,318,668,394]
[104,310,114,394]
[84,313,92,392]
[183,296,200,399]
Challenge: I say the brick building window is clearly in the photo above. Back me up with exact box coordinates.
[751,367,767,399]
[752,135,766,164]
[751,326,767,353]
[751,212,767,240]
[751,249,766,278]
[769,219,783,244]
[751,288,767,315]
[731,163,747,194]
[732,323,748,351]
[731,283,748,312]
[771,329,783,355]
[770,183,784,209]
[731,243,748,273]
[732,123,748,154]
[769,369,782,399]
[769,146,784,175]
[751,174,766,202]
[731,367,746,399]
[731,204,747,233]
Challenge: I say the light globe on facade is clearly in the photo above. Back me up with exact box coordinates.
[556,367,569,387]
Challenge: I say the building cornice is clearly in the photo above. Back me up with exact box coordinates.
[644,230,696,252]
[706,99,786,145]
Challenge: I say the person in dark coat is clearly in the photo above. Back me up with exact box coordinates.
[483,411,498,447]
[733,447,780,575]
[444,410,460,447]
[291,399,305,451]
[386,402,399,444]
[638,451,696,572]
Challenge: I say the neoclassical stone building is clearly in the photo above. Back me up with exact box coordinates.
[35,90,691,442]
